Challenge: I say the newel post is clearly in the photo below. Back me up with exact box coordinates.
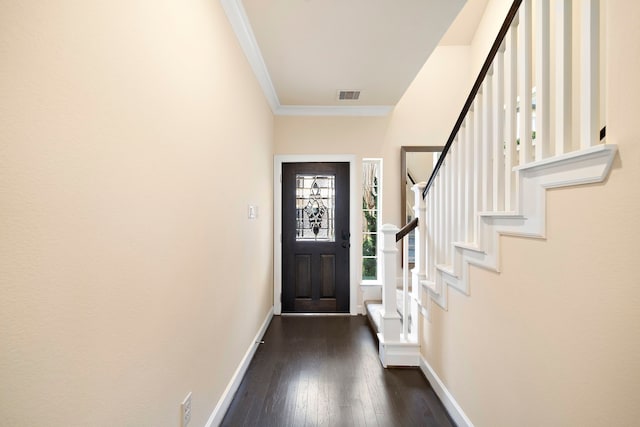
[380,224,401,342]
[411,182,428,298]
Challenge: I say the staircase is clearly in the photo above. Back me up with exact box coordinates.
[376,0,616,367]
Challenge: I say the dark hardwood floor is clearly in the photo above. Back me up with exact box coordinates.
[221,315,455,427]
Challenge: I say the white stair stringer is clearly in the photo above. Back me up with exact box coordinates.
[420,144,617,314]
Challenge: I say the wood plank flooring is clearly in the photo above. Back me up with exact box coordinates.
[221,315,455,427]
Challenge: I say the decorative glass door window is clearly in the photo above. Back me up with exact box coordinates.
[295,175,335,241]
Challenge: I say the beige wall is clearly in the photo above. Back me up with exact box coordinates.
[421,1,640,425]
[384,45,472,227]
[275,45,472,229]
[469,0,511,74]
[0,1,273,426]
[274,115,389,227]
[274,45,471,307]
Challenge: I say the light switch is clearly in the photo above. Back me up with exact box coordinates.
[248,205,258,219]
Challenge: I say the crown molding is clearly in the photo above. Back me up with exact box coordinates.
[275,105,393,117]
[220,0,394,117]
[220,0,280,111]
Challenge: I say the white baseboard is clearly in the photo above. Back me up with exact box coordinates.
[205,307,274,427]
[419,355,474,427]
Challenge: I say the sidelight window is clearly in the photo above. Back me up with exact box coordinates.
[362,159,382,282]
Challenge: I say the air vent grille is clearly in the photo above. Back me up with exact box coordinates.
[338,90,360,101]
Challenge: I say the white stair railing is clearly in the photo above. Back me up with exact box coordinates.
[379,224,401,344]
[410,181,427,333]
[377,221,421,367]
[416,0,613,313]
[401,234,410,341]
[424,0,603,201]
[377,0,615,367]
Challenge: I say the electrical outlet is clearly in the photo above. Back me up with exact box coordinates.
[181,392,192,427]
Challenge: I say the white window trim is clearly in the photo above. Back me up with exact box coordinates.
[361,158,382,286]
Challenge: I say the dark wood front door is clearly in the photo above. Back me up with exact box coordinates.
[282,162,350,313]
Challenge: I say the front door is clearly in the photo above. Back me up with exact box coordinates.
[282,162,350,312]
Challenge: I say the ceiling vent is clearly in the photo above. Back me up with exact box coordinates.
[338,90,361,101]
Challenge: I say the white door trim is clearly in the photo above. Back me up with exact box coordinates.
[274,155,358,315]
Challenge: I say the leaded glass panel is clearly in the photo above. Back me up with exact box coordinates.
[295,174,335,241]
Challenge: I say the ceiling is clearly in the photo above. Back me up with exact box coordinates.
[221,0,488,115]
